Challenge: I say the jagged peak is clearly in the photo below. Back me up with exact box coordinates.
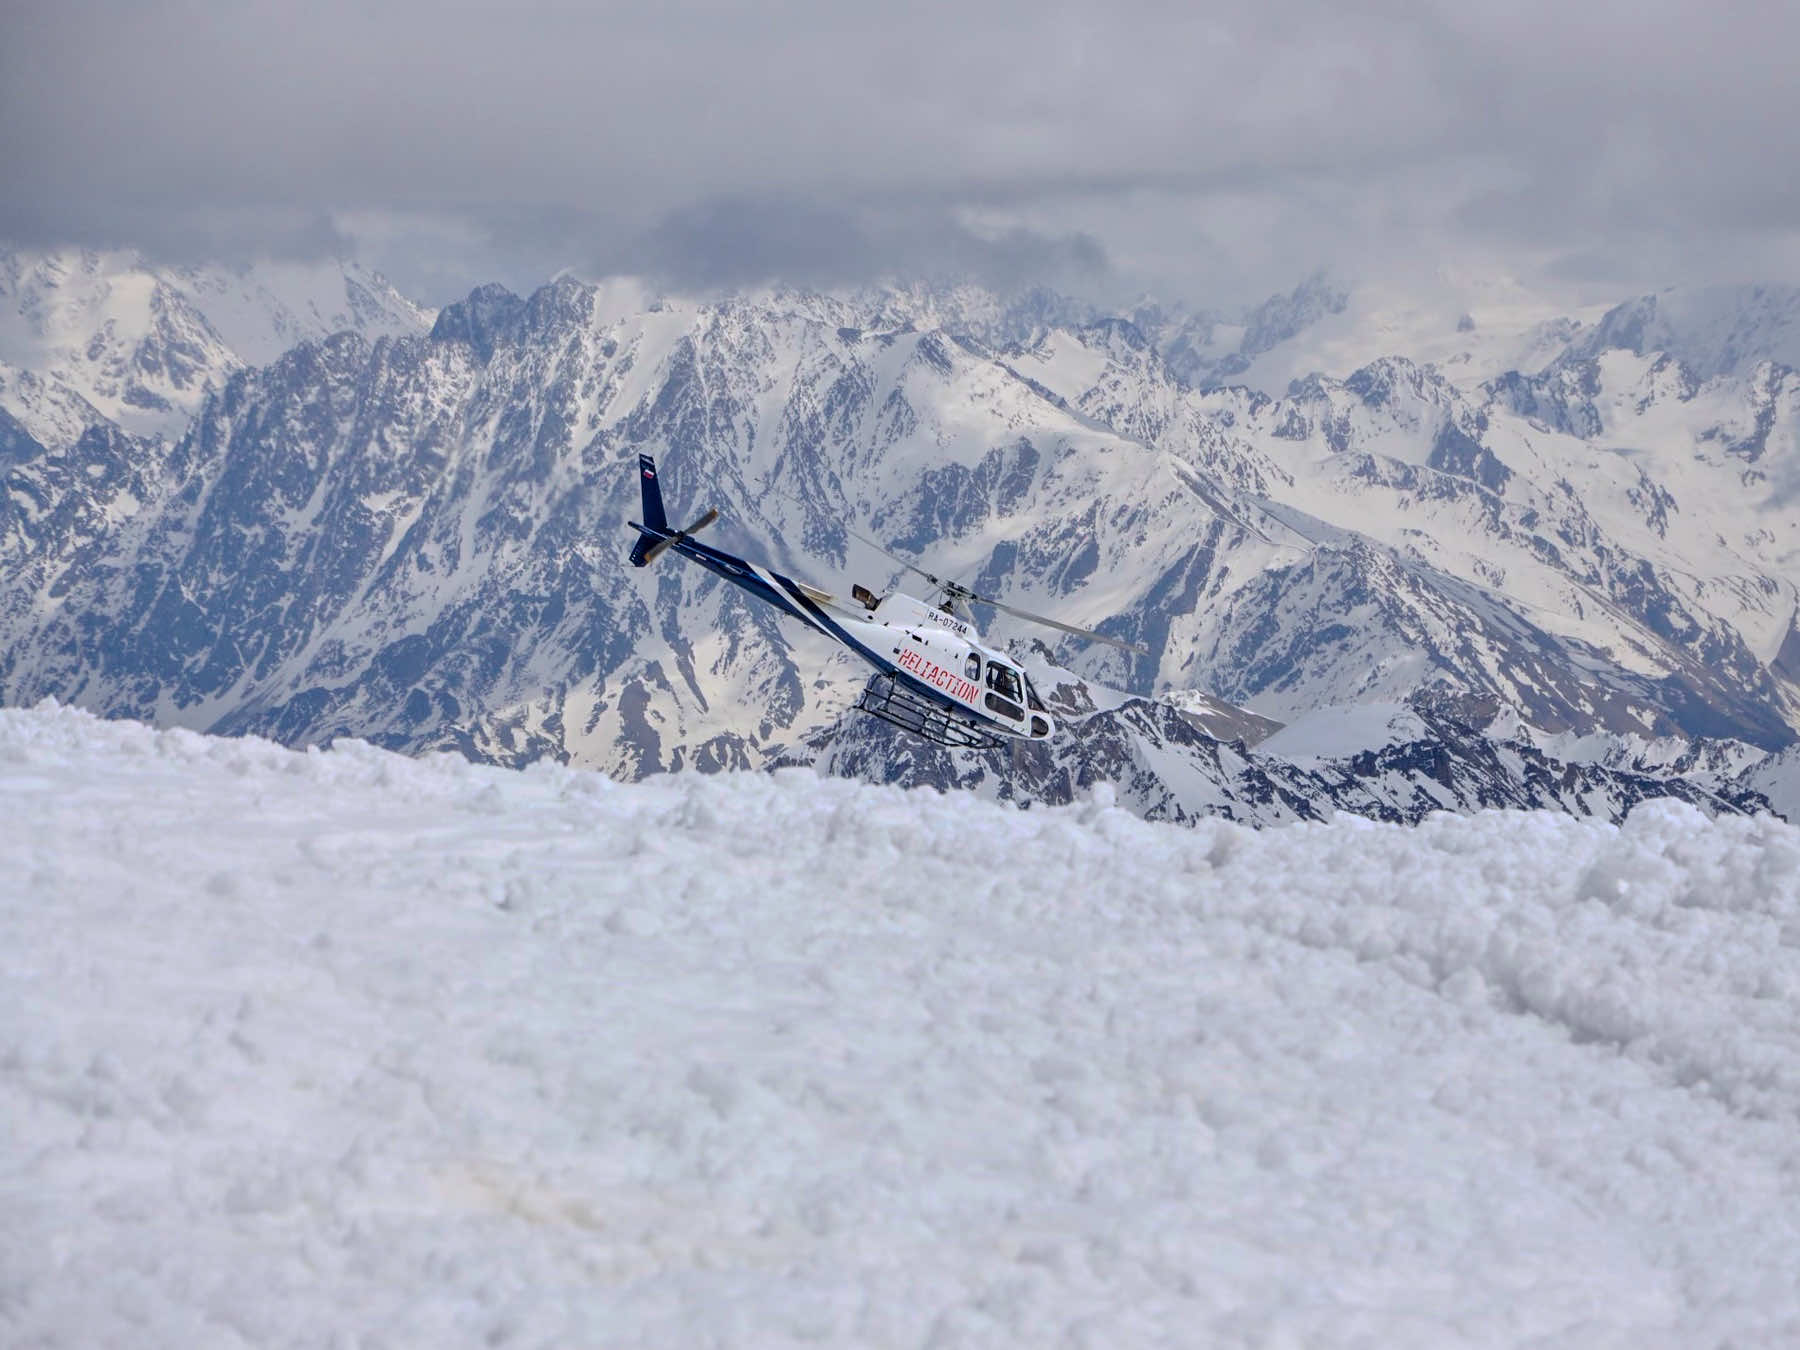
[1341,354,1444,404]
[429,283,525,363]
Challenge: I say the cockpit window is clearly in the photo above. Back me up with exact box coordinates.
[986,663,1022,701]
[986,691,1024,722]
[1024,676,1045,712]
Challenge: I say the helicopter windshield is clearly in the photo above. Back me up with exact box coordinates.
[1024,676,1045,713]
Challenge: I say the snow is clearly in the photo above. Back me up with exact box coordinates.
[6,702,1800,1347]
[1228,271,1606,396]
[1531,728,1770,784]
[174,257,433,369]
[1255,702,1430,762]
[1570,285,1800,381]
[0,247,432,443]
[0,359,107,452]
[1742,745,1800,824]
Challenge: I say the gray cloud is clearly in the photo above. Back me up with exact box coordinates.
[4,0,1798,304]
[619,197,1107,294]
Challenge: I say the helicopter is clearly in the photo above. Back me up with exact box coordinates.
[626,454,1146,750]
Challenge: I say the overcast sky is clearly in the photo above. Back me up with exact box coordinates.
[4,0,1798,306]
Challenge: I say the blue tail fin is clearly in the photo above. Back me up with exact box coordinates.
[629,454,669,567]
[637,454,668,534]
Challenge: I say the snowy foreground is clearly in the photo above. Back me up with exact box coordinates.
[6,705,1800,1349]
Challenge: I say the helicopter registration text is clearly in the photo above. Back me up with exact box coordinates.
[895,647,979,703]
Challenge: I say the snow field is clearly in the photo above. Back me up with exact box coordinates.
[4,702,1800,1348]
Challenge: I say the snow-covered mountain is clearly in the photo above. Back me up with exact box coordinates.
[1560,284,1800,381]
[0,247,433,445]
[9,701,1800,1346]
[842,272,1353,394]
[3,258,1799,824]
[1191,275,1800,399]
[1741,743,1800,823]
[797,685,1772,826]
[1004,323,1800,742]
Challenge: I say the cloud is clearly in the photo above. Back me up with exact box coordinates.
[4,0,1798,302]
[0,200,354,269]
[618,197,1107,294]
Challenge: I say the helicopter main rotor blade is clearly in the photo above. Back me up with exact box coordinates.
[845,525,948,588]
[975,595,1150,655]
[847,524,1148,654]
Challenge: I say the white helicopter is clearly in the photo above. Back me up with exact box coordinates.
[626,454,1146,749]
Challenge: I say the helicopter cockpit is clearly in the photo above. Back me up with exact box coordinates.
[971,653,1051,738]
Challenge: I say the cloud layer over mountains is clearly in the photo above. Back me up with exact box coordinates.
[6,1,1798,301]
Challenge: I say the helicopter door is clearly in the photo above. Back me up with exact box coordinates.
[983,661,1026,723]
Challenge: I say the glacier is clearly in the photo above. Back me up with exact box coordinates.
[5,702,1800,1347]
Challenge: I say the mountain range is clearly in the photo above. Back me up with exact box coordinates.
[3,245,1797,825]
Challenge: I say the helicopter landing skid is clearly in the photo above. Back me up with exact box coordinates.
[854,673,1004,750]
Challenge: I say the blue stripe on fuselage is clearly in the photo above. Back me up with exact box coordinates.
[768,575,987,720]
[629,524,792,615]
[629,523,1003,727]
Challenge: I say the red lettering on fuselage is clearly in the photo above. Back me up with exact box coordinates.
[895,647,980,706]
